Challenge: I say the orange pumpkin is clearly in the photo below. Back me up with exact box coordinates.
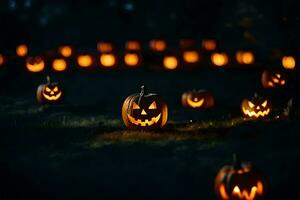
[282,56,296,70]
[202,39,217,51]
[211,52,229,67]
[16,44,28,57]
[125,40,141,51]
[26,56,45,73]
[58,45,73,58]
[37,76,63,104]
[182,90,215,109]
[149,39,167,52]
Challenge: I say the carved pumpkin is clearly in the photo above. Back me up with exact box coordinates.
[282,56,296,70]
[215,155,267,200]
[37,76,63,104]
[163,55,178,70]
[100,53,117,68]
[16,44,28,57]
[181,90,215,109]
[261,70,287,89]
[26,56,45,73]
[125,40,141,51]
[58,45,73,57]
[122,86,168,128]
[0,54,5,66]
[97,42,113,53]
[77,54,93,68]
[52,58,67,72]
[202,39,217,51]
[211,52,229,67]
[182,50,200,64]
[124,52,141,67]
[241,94,271,119]
[149,39,167,52]
[236,51,255,65]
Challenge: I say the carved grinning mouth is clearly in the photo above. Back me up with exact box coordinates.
[43,92,62,101]
[187,98,204,108]
[242,107,270,118]
[127,113,161,126]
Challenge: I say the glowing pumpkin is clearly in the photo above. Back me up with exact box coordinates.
[215,155,267,200]
[37,76,63,104]
[236,51,255,65]
[282,56,296,70]
[97,42,113,53]
[149,39,167,52]
[77,54,93,68]
[125,40,141,51]
[241,94,271,119]
[202,39,217,51]
[261,70,287,89]
[163,55,178,70]
[211,52,229,67]
[183,50,200,64]
[0,54,5,66]
[16,44,28,57]
[122,85,168,129]
[58,46,73,57]
[26,56,45,73]
[100,53,117,68]
[181,90,215,109]
[124,52,141,67]
[52,58,67,72]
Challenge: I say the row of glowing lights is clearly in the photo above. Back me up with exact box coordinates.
[0,40,297,72]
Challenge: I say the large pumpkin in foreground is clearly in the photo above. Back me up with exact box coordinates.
[37,76,63,104]
[241,94,271,119]
[122,86,168,128]
[215,155,267,200]
[181,90,215,109]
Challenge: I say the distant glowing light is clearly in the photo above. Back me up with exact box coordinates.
[163,56,178,70]
[52,59,67,72]
[16,44,28,57]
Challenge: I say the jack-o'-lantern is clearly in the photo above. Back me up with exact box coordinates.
[100,53,117,68]
[37,76,63,104]
[181,90,215,109]
[149,39,167,52]
[16,44,28,57]
[58,45,73,57]
[0,54,5,66]
[202,39,217,51]
[236,51,255,65]
[215,155,267,200]
[241,94,271,119]
[122,86,168,128]
[261,70,287,89]
[180,39,196,49]
[211,52,229,67]
[52,58,67,72]
[97,42,113,53]
[183,51,200,64]
[26,56,45,73]
[77,54,93,68]
[124,52,141,67]
[125,40,141,51]
[282,56,296,70]
[163,55,178,70]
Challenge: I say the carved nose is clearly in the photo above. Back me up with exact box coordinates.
[50,91,54,95]
[141,109,147,115]
[256,106,260,109]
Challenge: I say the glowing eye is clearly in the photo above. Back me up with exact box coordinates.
[262,100,268,107]
[248,101,255,108]
[133,102,140,109]
[45,87,51,92]
[53,87,59,92]
[281,80,285,85]
[276,73,281,78]
[272,78,279,83]
[148,101,157,109]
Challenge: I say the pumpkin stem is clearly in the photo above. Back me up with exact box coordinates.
[140,85,146,96]
[46,76,51,84]
[233,154,243,170]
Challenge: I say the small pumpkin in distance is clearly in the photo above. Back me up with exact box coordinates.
[282,56,296,70]
[181,90,215,109]
[241,94,271,119]
[261,70,287,89]
[215,155,267,200]
[0,53,6,66]
[122,86,168,128]
[37,76,63,104]
[211,52,229,67]
[236,50,255,65]
[26,56,45,73]
[124,52,142,67]
[16,44,28,57]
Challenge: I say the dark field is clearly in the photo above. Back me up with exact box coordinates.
[0,68,299,200]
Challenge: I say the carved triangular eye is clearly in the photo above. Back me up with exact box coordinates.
[53,86,59,92]
[133,102,140,109]
[148,101,157,109]
[45,87,51,92]
[248,101,255,108]
[261,100,268,107]
[272,78,279,83]
[276,73,281,78]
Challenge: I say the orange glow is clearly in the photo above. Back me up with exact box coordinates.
[236,51,255,64]
[219,184,230,199]
[150,39,167,52]
[16,44,28,57]
[202,39,217,51]
[100,53,116,68]
[125,41,141,51]
[97,42,113,53]
[180,39,195,49]
[0,54,4,66]
[211,53,229,67]
[282,56,296,70]
[26,56,45,73]
[59,46,73,57]
[183,51,200,63]
[52,59,67,71]
[77,55,93,68]
[124,53,140,66]
[163,56,178,70]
